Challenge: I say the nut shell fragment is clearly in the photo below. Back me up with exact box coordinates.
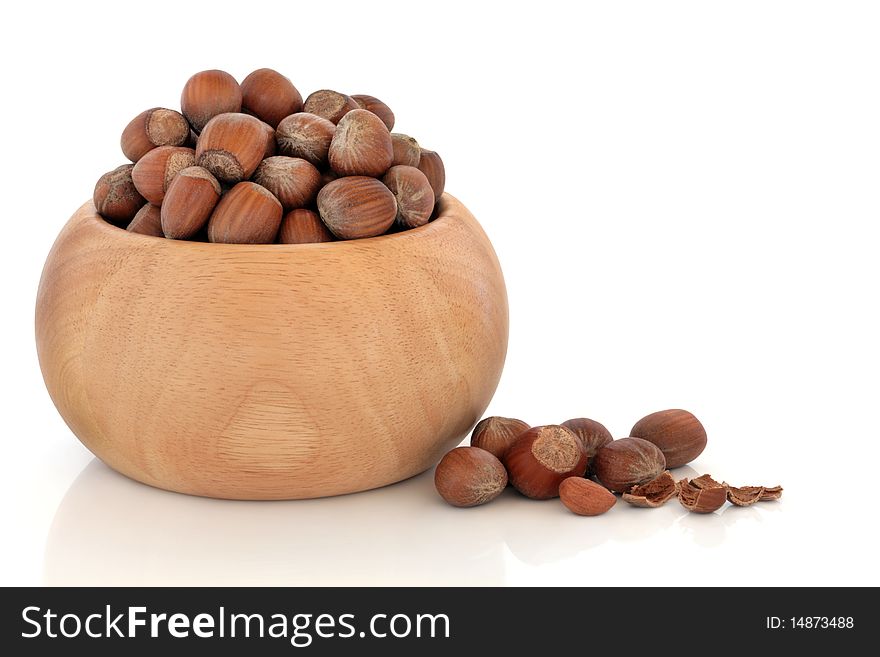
[622,471,679,508]
[724,482,783,505]
[678,477,727,513]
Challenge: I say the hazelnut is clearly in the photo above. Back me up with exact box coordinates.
[93,164,145,225]
[126,204,164,237]
[416,148,445,201]
[120,108,189,162]
[160,166,221,239]
[434,447,507,508]
[303,89,359,124]
[559,477,617,516]
[240,68,303,128]
[317,176,397,240]
[470,416,530,460]
[208,181,283,244]
[259,120,277,158]
[329,109,393,177]
[561,418,613,469]
[678,477,727,513]
[131,146,195,205]
[277,209,335,244]
[196,113,267,184]
[180,69,242,132]
[592,437,666,494]
[252,156,322,210]
[390,133,421,167]
[352,94,395,130]
[630,409,707,468]
[275,113,336,167]
[503,425,588,500]
[382,165,435,229]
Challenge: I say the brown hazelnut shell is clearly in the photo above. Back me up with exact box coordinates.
[592,437,666,494]
[503,425,588,500]
[630,409,707,468]
[434,446,507,508]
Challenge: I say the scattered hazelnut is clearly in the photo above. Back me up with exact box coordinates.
[329,109,394,177]
[561,418,613,469]
[559,477,617,516]
[277,209,335,244]
[417,148,445,201]
[303,89,359,124]
[275,112,336,167]
[434,446,507,508]
[160,166,221,240]
[180,69,242,132]
[470,416,530,460]
[196,113,267,184]
[207,181,283,244]
[317,176,397,240]
[126,204,164,237]
[678,477,727,513]
[382,165,435,229]
[252,156,322,210]
[120,108,189,162]
[592,437,666,494]
[621,471,679,508]
[352,94,395,131]
[240,68,303,128]
[93,164,145,225]
[390,133,421,167]
[630,409,707,468]
[131,146,195,205]
[503,425,588,500]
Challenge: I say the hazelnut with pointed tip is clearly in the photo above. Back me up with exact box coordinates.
[383,165,435,228]
[317,176,397,240]
[160,166,221,239]
[196,113,267,184]
[329,109,393,177]
[630,409,707,468]
[390,133,421,167]
[435,447,508,508]
[180,69,242,132]
[208,182,283,244]
[275,112,336,167]
[592,437,666,494]
[240,68,303,128]
[131,146,195,205]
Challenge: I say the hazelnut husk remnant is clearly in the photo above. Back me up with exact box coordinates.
[434,447,508,508]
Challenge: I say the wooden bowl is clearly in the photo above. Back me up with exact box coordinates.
[36,194,508,500]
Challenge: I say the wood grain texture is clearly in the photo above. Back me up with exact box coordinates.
[35,194,509,500]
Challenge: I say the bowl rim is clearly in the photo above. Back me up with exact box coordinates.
[93,193,460,250]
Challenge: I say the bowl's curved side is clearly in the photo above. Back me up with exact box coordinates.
[35,195,509,499]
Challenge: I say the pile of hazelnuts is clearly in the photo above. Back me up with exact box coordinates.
[92,68,446,244]
[435,409,782,515]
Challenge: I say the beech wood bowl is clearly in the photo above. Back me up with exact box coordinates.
[35,194,508,500]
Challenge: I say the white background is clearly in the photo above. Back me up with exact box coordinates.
[1,0,878,586]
